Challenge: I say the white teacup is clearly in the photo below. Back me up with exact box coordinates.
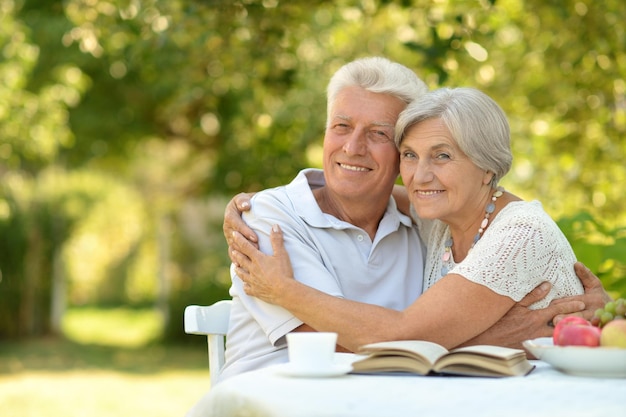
[286,332,338,372]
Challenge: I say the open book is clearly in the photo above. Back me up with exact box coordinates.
[351,340,534,377]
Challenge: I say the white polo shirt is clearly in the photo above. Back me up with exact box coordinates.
[219,169,425,382]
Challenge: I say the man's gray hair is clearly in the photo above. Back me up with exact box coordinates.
[326,57,428,127]
[394,87,512,188]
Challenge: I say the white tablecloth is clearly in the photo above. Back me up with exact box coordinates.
[188,355,625,417]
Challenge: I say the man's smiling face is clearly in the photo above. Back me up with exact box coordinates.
[322,85,405,204]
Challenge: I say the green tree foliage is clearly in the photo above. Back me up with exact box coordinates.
[0,1,87,172]
[1,0,625,340]
[0,2,81,337]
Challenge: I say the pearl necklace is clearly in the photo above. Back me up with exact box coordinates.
[441,187,504,277]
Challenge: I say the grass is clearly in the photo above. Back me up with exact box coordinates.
[62,307,164,348]
[0,308,213,417]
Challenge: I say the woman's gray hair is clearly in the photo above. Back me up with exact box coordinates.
[326,57,428,126]
[394,87,512,188]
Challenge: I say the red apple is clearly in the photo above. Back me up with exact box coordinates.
[556,324,601,347]
[553,316,591,345]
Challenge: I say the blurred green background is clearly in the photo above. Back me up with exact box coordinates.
[1,0,625,415]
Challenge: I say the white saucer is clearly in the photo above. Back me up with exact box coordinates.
[276,363,353,378]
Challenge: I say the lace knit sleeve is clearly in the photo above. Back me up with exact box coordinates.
[451,201,583,308]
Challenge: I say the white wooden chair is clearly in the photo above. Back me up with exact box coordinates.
[184,300,232,386]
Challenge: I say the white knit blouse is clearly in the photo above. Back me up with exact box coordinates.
[416,200,584,309]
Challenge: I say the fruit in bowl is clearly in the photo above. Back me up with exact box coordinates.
[553,298,626,348]
[526,299,626,377]
[591,298,625,327]
[600,319,626,348]
[553,316,600,347]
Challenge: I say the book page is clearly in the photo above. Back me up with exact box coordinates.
[433,345,530,376]
[448,345,524,360]
[433,358,535,377]
[358,340,449,366]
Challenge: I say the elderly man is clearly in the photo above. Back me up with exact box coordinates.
[219,57,430,382]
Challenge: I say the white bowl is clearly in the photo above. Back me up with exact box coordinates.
[523,337,626,378]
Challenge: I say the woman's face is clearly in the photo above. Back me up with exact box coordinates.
[398,118,493,226]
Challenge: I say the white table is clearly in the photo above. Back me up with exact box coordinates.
[188,355,625,417]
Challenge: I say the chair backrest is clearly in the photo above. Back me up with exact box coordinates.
[184,300,232,386]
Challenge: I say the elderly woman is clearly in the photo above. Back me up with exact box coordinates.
[231,87,586,351]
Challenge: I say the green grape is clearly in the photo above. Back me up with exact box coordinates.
[592,297,626,327]
[604,301,616,315]
[600,311,614,325]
